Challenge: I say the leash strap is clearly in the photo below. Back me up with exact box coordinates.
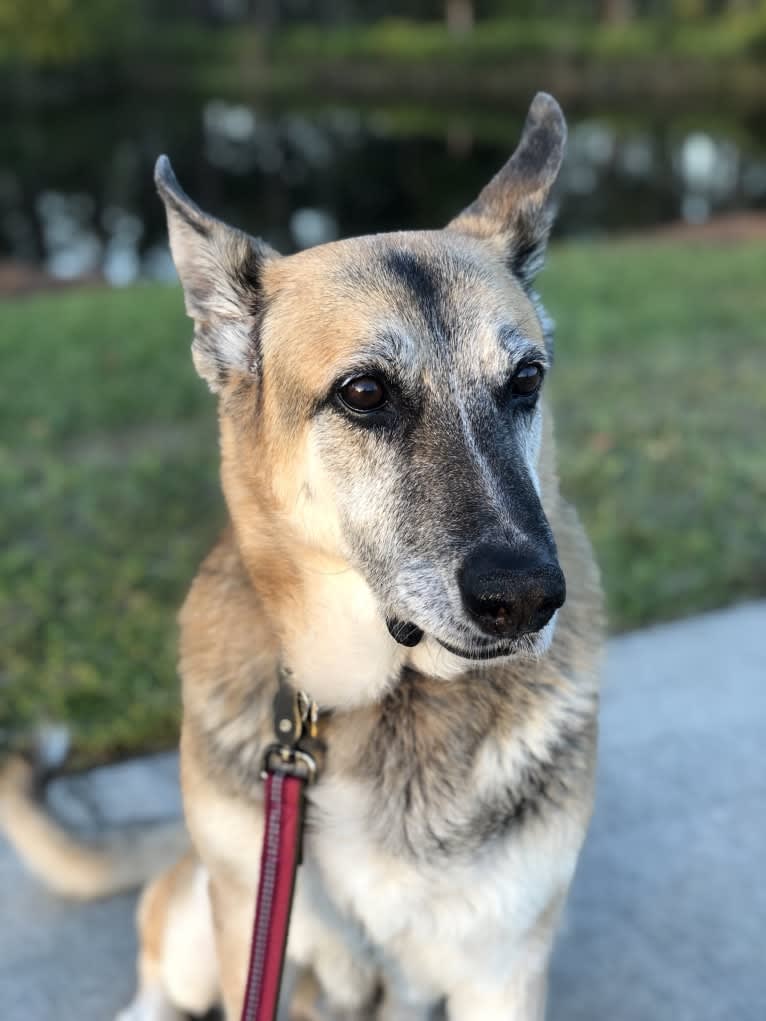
[239,672,324,1021]
[239,771,306,1021]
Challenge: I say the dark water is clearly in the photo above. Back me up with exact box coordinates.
[4,92,766,284]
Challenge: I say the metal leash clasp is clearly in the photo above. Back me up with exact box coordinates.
[261,667,324,783]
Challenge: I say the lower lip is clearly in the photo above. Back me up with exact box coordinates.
[435,637,519,661]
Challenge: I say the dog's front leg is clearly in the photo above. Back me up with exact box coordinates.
[287,870,380,1020]
[445,967,548,1021]
[115,854,218,1021]
[208,869,256,1019]
[444,893,563,1021]
[207,868,381,1021]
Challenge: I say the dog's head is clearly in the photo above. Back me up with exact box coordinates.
[157,93,567,663]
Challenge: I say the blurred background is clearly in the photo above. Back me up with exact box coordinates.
[1,1,765,764]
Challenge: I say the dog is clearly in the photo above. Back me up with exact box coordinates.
[0,92,602,1021]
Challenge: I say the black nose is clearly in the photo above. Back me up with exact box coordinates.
[458,545,566,639]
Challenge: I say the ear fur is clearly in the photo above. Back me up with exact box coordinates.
[154,155,278,392]
[447,92,566,288]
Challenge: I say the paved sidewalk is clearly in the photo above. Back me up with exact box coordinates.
[2,602,765,1020]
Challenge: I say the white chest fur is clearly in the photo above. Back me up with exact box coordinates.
[304,774,584,999]
[188,735,589,1019]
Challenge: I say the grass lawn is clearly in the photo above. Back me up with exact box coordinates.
[1,239,764,764]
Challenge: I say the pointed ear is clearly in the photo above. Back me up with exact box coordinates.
[447,92,566,288]
[154,155,278,392]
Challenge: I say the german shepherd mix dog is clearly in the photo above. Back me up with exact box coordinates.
[0,93,602,1021]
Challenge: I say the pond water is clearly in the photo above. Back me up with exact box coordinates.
[4,92,766,284]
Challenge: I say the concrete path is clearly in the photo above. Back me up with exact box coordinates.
[1,602,764,1020]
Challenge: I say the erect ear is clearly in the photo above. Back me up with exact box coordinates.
[154,155,278,392]
[447,92,566,289]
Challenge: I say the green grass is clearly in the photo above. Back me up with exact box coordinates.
[1,239,765,764]
[542,241,766,631]
[0,288,221,763]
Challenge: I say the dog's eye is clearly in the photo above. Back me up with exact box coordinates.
[509,363,543,397]
[338,375,387,413]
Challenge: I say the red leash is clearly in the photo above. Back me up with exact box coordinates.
[239,674,324,1021]
[239,772,305,1021]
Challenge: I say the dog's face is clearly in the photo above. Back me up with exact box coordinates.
[157,93,568,662]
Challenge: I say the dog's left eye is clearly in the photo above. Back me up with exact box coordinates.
[509,363,544,397]
[338,375,388,413]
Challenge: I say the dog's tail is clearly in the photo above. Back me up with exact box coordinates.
[0,753,188,900]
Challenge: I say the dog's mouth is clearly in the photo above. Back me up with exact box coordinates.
[434,635,525,661]
[387,615,539,661]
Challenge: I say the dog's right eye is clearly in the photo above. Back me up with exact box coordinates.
[338,375,388,414]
